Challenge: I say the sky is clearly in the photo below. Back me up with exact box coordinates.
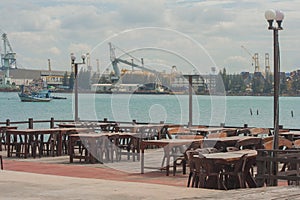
[1,0,300,75]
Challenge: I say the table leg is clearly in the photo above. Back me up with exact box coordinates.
[6,133,11,157]
[69,137,74,163]
[165,146,170,176]
[141,145,144,174]
[24,134,28,158]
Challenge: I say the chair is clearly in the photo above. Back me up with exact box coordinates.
[220,154,248,190]
[235,137,263,150]
[0,155,3,170]
[192,156,224,189]
[263,138,293,150]
[249,128,270,137]
[207,132,227,138]
[293,139,300,149]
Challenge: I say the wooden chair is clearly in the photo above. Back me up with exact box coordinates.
[249,128,270,137]
[235,137,263,150]
[0,155,3,170]
[176,135,204,140]
[207,132,227,138]
[192,156,224,189]
[293,139,300,149]
[221,154,248,190]
[168,127,190,135]
[263,138,293,150]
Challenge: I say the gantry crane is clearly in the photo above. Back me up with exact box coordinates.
[0,30,16,85]
[241,45,260,73]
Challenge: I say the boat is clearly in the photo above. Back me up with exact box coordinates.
[18,89,52,102]
[18,83,52,102]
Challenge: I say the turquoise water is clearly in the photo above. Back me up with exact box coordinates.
[1,92,300,129]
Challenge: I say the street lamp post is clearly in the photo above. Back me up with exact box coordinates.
[71,53,86,122]
[264,9,284,150]
[265,9,284,186]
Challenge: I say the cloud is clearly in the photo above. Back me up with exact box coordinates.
[0,0,300,73]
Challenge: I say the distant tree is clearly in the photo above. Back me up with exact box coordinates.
[252,73,264,94]
[263,73,273,94]
[280,73,287,94]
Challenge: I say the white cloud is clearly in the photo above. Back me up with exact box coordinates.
[0,0,299,73]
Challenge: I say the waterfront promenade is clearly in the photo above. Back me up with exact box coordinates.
[1,153,300,199]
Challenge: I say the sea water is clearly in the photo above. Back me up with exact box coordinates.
[1,92,299,129]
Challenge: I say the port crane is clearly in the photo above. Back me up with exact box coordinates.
[109,42,160,80]
[0,29,16,85]
[241,45,260,73]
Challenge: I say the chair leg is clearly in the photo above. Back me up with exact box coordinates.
[0,155,3,170]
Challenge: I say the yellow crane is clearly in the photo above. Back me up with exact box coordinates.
[241,45,260,73]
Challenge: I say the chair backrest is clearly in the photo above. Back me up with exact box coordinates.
[263,138,293,150]
[249,128,270,137]
[176,135,204,140]
[233,154,248,173]
[168,127,190,135]
[207,132,227,138]
[235,137,263,150]
[293,139,300,148]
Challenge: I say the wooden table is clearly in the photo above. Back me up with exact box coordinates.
[6,128,90,158]
[140,139,202,176]
[279,131,300,141]
[69,132,143,163]
[202,136,259,151]
[190,127,236,137]
[201,149,258,188]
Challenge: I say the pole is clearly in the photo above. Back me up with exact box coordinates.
[188,75,193,127]
[74,63,79,122]
[272,28,279,186]
[273,28,279,150]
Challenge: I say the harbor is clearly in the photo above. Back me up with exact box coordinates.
[1,0,300,199]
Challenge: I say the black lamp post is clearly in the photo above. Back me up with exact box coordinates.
[70,53,86,122]
[265,9,284,186]
[264,9,284,150]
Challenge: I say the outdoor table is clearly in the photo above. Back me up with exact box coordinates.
[190,127,236,137]
[279,131,300,141]
[202,136,258,151]
[6,127,90,158]
[69,132,143,163]
[140,139,202,176]
[200,149,258,188]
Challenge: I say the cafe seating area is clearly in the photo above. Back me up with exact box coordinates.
[1,122,300,189]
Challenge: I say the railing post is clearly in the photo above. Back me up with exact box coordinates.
[256,150,266,187]
[50,117,55,128]
[29,118,33,129]
[6,119,10,126]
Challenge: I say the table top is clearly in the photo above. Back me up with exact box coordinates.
[6,127,91,134]
[57,122,111,128]
[201,149,257,162]
[279,131,300,136]
[203,136,255,142]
